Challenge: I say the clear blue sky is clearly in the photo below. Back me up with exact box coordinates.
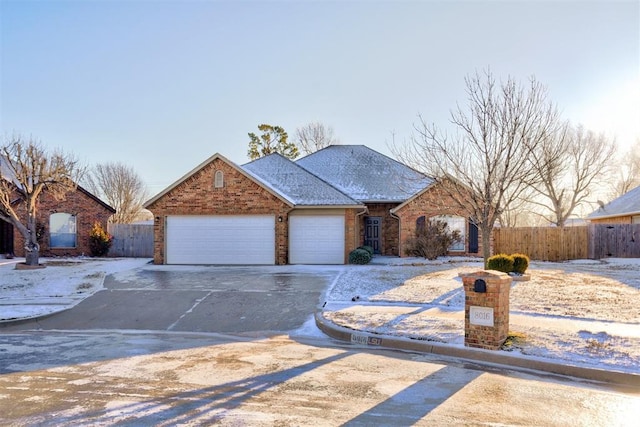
[1,0,639,195]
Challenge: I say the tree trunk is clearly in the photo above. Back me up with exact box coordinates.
[481,226,492,269]
[25,249,39,266]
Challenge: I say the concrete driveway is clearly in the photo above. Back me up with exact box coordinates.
[1,265,342,334]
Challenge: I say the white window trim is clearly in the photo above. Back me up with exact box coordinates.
[214,170,224,188]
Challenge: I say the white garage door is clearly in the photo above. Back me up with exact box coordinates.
[289,215,345,264]
[166,215,275,265]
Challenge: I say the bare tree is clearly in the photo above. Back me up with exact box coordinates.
[84,162,149,224]
[529,124,616,226]
[609,138,640,198]
[0,136,83,266]
[393,69,564,266]
[295,122,340,155]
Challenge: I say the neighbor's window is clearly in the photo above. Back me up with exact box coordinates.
[432,215,465,251]
[214,170,224,188]
[50,213,77,248]
[633,215,640,224]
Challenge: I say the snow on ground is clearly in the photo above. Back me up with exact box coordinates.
[0,258,151,321]
[322,257,640,374]
[1,255,639,375]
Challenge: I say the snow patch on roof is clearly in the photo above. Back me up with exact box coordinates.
[587,184,640,219]
[242,154,361,206]
[296,145,434,202]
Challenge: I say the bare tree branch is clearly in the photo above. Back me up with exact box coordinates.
[295,122,340,155]
[393,69,563,266]
[84,162,149,224]
[0,135,83,265]
[529,124,616,226]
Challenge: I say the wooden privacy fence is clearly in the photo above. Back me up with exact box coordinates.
[589,224,640,259]
[492,224,640,261]
[107,223,154,258]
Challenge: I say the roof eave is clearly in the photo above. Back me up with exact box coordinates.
[292,204,366,209]
[587,211,640,220]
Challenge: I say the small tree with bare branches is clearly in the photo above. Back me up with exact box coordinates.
[295,122,340,155]
[0,136,83,266]
[393,69,564,266]
[84,162,149,224]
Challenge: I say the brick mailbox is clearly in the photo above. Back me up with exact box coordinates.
[461,270,512,350]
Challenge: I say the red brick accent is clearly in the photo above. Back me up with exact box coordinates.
[146,157,293,265]
[11,187,114,258]
[462,270,511,350]
[344,208,361,262]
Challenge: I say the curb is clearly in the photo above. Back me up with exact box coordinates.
[315,312,640,388]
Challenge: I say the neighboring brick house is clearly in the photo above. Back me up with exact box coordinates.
[586,184,640,224]
[0,185,115,258]
[145,145,482,265]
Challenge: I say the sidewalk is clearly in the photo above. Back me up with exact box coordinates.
[316,303,640,387]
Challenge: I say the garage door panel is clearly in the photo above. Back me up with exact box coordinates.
[166,215,275,265]
[289,215,344,264]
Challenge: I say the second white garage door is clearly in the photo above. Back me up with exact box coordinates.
[289,215,345,264]
[166,215,275,265]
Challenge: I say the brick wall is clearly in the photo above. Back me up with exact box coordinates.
[344,208,361,261]
[462,271,511,350]
[393,183,483,257]
[12,187,114,258]
[146,157,293,265]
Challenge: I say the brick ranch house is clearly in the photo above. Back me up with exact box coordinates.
[1,160,115,258]
[145,145,483,265]
[0,186,115,258]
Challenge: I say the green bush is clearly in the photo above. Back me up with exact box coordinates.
[89,222,113,257]
[358,245,374,256]
[487,254,514,273]
[349,248,371,265]
[511,253,530,274]
[404,218,462,260]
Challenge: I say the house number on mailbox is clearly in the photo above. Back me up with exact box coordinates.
[470,306,494,327]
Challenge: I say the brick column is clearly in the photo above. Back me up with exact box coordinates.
[462,270,512,350]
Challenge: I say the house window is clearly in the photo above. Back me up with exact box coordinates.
[432,215,465,251]
[633,215,640,224]
[214,170,224,188]
[50,213,77,248]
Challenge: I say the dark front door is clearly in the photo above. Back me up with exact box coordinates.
[364,217,381,254]
[0,219,14,255]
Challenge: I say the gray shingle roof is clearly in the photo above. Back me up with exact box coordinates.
[587,184,640,219]
[242,153,361,206]
[295,145,434,202]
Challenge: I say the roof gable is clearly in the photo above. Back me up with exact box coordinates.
[144,153,294,208]
[296,145,434,202]
[242,153,361,207]
[587,184,640,219]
